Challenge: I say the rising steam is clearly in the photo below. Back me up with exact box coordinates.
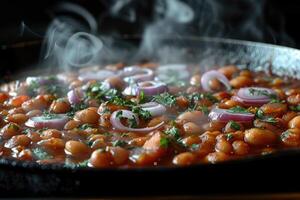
[38,0,293,71]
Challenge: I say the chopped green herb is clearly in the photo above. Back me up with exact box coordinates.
[270,99,285,104]
[33,148,52,160]
[190,143,199,150]
[8,123,19,131]
[128,116,138,128]
[228,121,240,130]
[132,106,152,120]
[160,137,170,148]
[153,92,176,106]
[87,82,119,102]
[249,88,277,99]
[109,96,135,107]
[290,105,300,111]
[188,93,218,104]
[164,126,180,140]
[78,124,93,130]
[67,103,88,117]
[64,160,89,169]
[228,106,250,114]
[255,109,277,124]
[199,106,209,115]
[116,110,123,119]
[280,130,290,140]
[27,80,39,96]
[112,140,127,147]
[139,90,146,103]
[42,111,58,120]
[120,133,129,137]
[226,133,234,141]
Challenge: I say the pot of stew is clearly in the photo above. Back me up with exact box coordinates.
[0,36,300,197]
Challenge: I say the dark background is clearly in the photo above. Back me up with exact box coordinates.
[0,0,300,47]
[0,0,300,80]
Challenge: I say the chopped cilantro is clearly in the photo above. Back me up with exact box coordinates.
[160,137,170,148]
[226,133,234,141]
[199,106,209,115]
[228,121,240,130]
[78,124,93,130]
[128,116,138,128]
[109,96,135,107]
[281,130,290,140]
[188,93,218,104]
[228,106,250,114]
[8,123,19,131]
[190,143,199,150]
[255,109,277,124]
[290,105,300,111]
[139,90,146,103]
[67,103,88,117]
[64,160,89,169]
[86,82,119,102]
[112,140,127,147]
[116,110,123,119]
[33,148,52,160]
[164,126,180,140]
[42,111,58,120]
[248,88,277,99]
[132,106,152,120]
[153,92,176,106]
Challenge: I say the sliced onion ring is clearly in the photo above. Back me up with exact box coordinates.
[140,102,166,117]
[122,81,168,96]
[232,87,276,106]
[67,88,84,105]
[78,70,115,82]
[201,70,231,92]
[110,110,164,132]
[25,114,69,129]
[121,66,154,83]
[208,108,254,123]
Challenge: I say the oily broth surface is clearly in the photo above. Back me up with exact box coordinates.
[0,63,299,168]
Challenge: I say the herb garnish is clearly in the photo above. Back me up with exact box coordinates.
[255,109,277,124]
[228,106,250,114]
[64,160,89,169]
[42,111,58,120]
[289,105,300,111]
[164,126,180,140]
[112,140,128,147]
[228,121,240,130]
[132,106,152,120]
[153,92,177,106]
[67,103,88,117]
[249,88,277,99]
[160,137,170,148]
[33,148,53,160]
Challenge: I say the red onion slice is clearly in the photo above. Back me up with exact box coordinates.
[122,81,168,96]
[67,88,84,105]
[110,110,164,132]
[201,70,231,92]
[233,87,276,106]
[78,70,115,82]
[121,66,154,83]
[140,102,166,117]
[208,108,254,123]
[25,114,69,129]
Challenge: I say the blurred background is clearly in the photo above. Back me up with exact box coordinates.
[0,0,300,80]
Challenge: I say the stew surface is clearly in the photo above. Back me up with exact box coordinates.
[0,63,299,168]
